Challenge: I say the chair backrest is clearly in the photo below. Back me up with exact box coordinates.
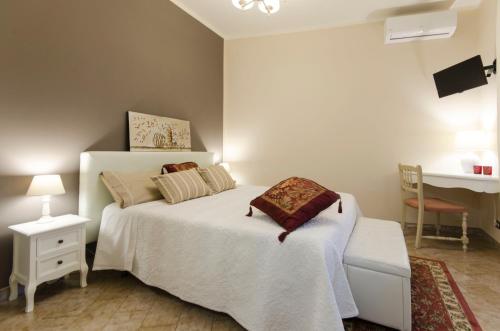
[398,164,424,199]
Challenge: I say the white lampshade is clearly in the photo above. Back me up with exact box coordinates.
[258,0,280,14]
[220,162,231,172]
[232,0,254,10]
[27,175,66,196]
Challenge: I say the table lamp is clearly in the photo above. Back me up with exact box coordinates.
[27,175,66,222]
[455,131,492,174]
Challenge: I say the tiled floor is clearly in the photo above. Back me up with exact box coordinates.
[0,226,499,331]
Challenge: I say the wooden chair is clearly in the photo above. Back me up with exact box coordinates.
[398,164,469,251]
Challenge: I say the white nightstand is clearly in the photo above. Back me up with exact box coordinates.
[8,214,92,312]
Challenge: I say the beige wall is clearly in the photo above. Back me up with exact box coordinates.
[0,0,223,288]
[224,4,498,238]
[494,0,500,243]
[475,0,500,243]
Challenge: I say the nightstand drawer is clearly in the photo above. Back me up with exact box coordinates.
[37,250,80,280]
[37,228,80,257]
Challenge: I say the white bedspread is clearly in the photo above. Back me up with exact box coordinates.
[94,185,360,331]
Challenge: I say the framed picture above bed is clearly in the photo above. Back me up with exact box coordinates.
[128,111,191,152]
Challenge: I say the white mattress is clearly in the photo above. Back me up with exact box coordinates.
[94,185,361,331]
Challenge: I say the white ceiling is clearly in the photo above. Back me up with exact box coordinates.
[171,0,480,40]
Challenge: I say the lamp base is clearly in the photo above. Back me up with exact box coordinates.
[460,152,481,174]
[37,195,53,223]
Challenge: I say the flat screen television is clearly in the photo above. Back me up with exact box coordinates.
[433,55,488,98]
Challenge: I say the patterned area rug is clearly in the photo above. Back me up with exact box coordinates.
[343,256,482,331]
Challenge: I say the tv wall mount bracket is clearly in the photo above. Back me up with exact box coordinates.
[484,59,497,78]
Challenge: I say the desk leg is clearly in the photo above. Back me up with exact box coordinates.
[461,212,469,252]
[494,193,498,226]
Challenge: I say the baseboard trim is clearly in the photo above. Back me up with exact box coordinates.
[405,223,500,247]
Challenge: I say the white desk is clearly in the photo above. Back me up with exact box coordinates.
[423,172,500,193]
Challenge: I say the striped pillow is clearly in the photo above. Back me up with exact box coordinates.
[151,169,212,204]
[197,165,236,193]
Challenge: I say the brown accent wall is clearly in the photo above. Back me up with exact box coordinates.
[0,0,223,287]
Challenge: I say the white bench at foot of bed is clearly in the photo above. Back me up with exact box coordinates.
[344,217,411,331]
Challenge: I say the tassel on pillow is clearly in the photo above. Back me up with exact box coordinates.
[278,231,290,243]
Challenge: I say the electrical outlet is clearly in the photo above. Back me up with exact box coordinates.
[496,220,500,230]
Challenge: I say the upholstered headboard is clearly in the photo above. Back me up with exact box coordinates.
[79,151,215,243]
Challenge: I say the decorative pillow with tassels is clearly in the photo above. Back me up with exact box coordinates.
[246,177,342,243]
[162,162,199,174]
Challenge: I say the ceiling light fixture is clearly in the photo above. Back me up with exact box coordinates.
[232,0,280,15]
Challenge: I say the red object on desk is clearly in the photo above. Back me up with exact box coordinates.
[483,166,493,176]
[473,165,483,174]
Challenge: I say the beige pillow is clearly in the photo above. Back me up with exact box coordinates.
[151,169,212,204]
[197,165,236,193]
[100,170,162,208]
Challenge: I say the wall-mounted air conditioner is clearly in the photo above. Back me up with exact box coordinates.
[385,11,457,44]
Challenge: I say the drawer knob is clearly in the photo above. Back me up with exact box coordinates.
[58,239,64,244]
[57,260,63,265]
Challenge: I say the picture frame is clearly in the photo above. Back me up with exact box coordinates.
[128,111,191,152]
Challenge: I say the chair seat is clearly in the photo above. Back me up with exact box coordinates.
[404,198,466,213]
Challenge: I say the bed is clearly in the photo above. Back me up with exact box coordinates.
[79,152,361,331]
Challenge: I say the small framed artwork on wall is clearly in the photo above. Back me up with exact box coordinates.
[128,111,191,152]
